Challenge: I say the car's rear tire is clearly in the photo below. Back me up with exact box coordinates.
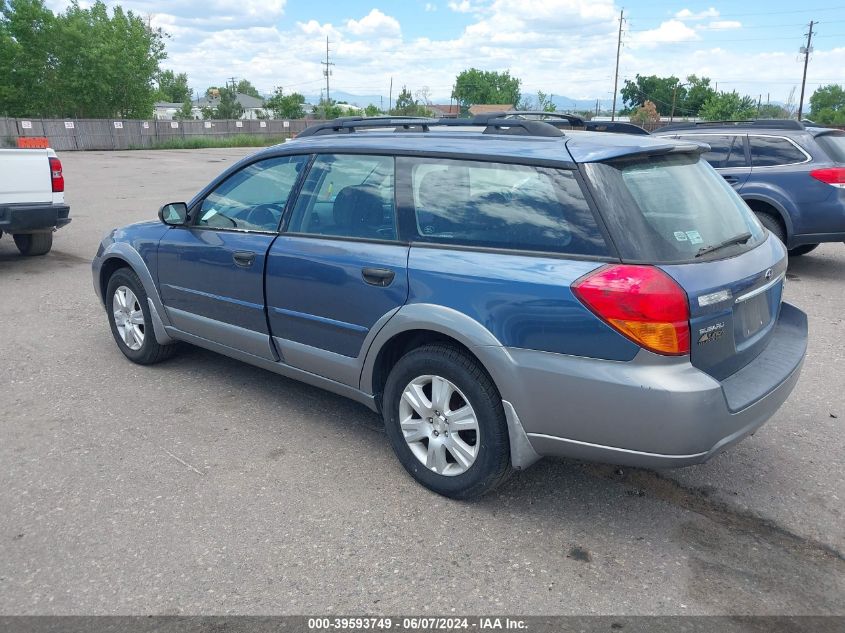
[754,212,786,246]
[106,268,176,365]
[788,243,819,257]
[382,343,512,499]
[13,232,53,256]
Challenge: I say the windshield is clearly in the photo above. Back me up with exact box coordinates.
[582,154,766,263]
[816,133,845,163]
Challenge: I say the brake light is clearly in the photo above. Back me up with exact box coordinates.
[810,167,845,188]
[49,156,64,193]
[572,264,690,356]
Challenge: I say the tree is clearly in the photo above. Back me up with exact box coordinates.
[364,104,382,117]
[236,79,261,99]
[621,74,682,116]
[317,98,343,119]
[1,0,166,118]
[699,91,757,121]
[452,68,521,110]
[536,90,556,112]
[175,98,194,120]
[0,0,56,116]
[809,84,845,125]
[390,86,431,116]
[265,87,306,119]
[683,75,717,116]
[201,85,244,119]
[630,100,660,126]
[157,70,191,103]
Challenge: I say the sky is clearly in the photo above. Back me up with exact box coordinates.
[44,0,845,107]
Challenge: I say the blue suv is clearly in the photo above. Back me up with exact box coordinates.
[656,120,845,256]
[93,116,808,498]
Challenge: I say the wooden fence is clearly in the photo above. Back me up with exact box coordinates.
[0,117,310,151]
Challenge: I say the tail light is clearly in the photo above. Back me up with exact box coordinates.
[572,264,690,356]
[810,167,845,188]
[49,156,64,193]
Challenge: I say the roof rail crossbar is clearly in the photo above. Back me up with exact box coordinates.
[498,111,587,127]
[297,116,565,138]
[659,119,805,133]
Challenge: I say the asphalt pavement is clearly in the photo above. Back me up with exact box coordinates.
[0,148,842,615]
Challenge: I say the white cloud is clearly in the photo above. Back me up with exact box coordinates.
[629,20,699,49]
[674,7,719,21]
[448,1,474,13]
[425,3,437,11]
[705,20,742,30]
[345,9,401,37]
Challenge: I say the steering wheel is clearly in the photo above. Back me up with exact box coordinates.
[244,204,283,231]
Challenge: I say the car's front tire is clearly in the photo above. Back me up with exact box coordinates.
[13,232,53,256]
[106,268,176,365]
[382,343,511,499]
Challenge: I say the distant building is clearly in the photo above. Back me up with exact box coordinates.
[153,102,188,121]
[194,92,270,120]
[468,104,516,116]
[428,104,460,118]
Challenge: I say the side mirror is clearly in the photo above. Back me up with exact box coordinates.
[158,202,188,226]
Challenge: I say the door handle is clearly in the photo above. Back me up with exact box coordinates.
[233,251,256,267]
[361,267,395,287]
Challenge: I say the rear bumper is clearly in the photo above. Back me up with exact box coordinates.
[0,203,71,233]
[499,302,807,469]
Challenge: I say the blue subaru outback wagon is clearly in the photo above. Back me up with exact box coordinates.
[93,116,808,498]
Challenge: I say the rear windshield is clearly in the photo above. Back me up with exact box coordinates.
[816,133,845,163]
[582,154,766,263]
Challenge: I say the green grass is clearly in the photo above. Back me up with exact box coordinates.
[131,134,291,150]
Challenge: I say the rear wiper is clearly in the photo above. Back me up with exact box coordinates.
[695,232,752,258]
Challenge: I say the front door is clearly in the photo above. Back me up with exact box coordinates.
[158,155,309,360]
[265,154,409,386]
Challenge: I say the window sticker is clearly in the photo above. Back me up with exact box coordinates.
[673,231,688,241]
[685,230,703,245]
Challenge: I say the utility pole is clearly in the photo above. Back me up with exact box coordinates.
[611,9,624,122]
[388,77,393,114]
[798,20,815,120]
[321,36,334,110]
[757,94,762,117]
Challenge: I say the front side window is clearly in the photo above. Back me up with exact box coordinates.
[749,136,808,166]
[197,155,308,231]
[583,154,765,263]
[678,135,747,168]
[400,157,608,256]
[288,154,396,240]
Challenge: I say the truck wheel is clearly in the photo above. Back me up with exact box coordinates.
[382,343,512,499]
[13,232,53,256]
[106,268,176,365]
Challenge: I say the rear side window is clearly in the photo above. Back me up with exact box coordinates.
[399,157,608,257]
[583,154,765,263]
[678,135,747,168]
[749,136,807,166]
[815,134,845,163]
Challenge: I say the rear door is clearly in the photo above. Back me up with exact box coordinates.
[265,154,409,386]
[677,133,750,190]
[157,155,309,360]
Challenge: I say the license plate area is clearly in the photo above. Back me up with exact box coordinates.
[735,292,773,343]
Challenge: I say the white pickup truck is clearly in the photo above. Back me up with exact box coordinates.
[0,147,71,256]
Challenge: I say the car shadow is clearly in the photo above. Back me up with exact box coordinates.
[786,248,844,282]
